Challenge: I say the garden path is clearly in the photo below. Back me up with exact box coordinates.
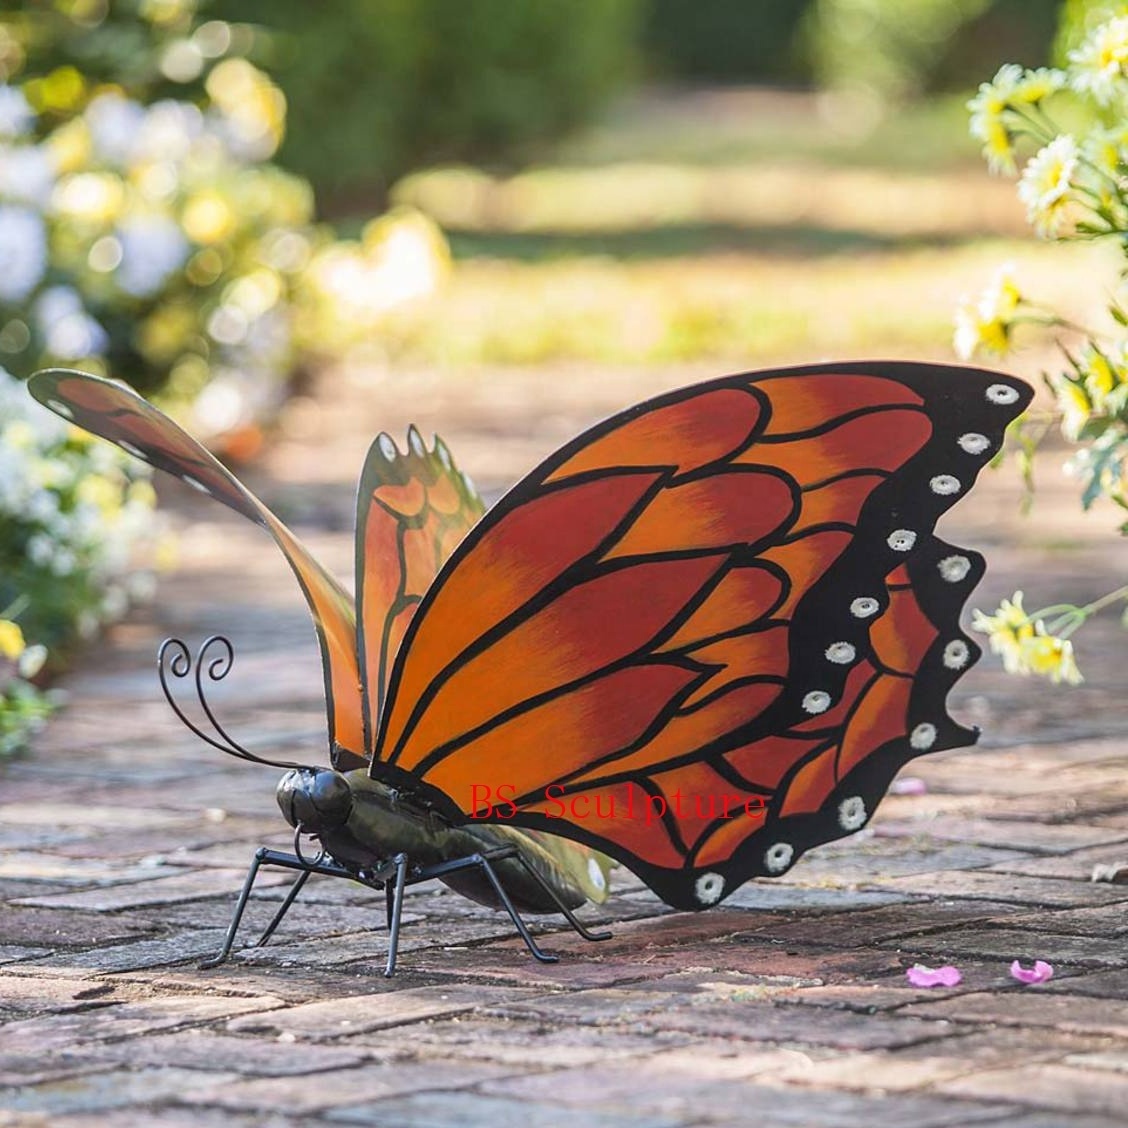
[1,360,1126,1127]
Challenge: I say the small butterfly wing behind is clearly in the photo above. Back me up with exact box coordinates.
[28,369,366,769]
[368,362,1031,909]
[354,426,485,745]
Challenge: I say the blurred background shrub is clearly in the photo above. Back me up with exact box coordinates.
[213,0,644,206]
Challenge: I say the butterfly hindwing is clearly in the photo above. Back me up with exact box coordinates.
[28,368,367,768]
[355,426,485,746]
[368,361,1032,909]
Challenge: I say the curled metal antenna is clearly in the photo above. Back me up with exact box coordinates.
[157,636,303,770]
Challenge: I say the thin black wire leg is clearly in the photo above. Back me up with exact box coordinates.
[200,846,271,969]
[471,853,558,964]
[383,853,409,978]
[510,852,613,943]
[200,847,353,970]
[254,868,312,948]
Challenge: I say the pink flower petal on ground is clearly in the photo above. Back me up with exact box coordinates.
[1010,959,1054,984]
[906,963,962,987]
[891,777,927,795]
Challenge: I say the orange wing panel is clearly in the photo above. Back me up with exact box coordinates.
[761,373,924,436]
[546,387,763,481]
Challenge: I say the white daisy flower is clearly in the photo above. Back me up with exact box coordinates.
[1017,135,1078,237]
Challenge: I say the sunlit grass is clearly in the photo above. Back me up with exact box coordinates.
[377,240,1113,370]
[553,88,979,172]
[360,91,1115,372]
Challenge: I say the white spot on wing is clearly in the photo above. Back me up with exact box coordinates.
[182,474,210,495]
[119,441,148,461]
[802,691,831,715]
[943,640,970,669]
[764,842,794,874]
[408,429,425,456]
[46,398,74,420]
[938,555,971,582]
[910,723,937,750]
[930,474,961,496]
[838,796,867,831]
[887,529,916,552]
[378,434,397,460]
[850,597,879,619]
[825,642,856,665]
[986,383,1020,405]
[694,871,724,905]
[958,432,990,455]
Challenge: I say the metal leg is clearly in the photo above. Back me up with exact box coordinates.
[510,852,613,943]
[200,846,270,969]
[254,868,312,948]
[471,853,558,964]
[383,853,409,978]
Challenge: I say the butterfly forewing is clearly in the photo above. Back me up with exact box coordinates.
[369,361,1032,909]
[27,368,367,768]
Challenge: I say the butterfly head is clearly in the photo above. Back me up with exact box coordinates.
[276,767,353,834]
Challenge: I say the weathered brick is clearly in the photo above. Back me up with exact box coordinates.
[1,1067,240,1117]
[225,984,531,1039]
[178,1060,517,1114]
[937,1062,1128,1117]
[878,925,1127,969]
[902,989,1128,1037]
[325,1092,688,1128]
[872,870,1128,907]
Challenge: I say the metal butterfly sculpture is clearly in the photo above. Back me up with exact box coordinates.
[28,362,1031,975]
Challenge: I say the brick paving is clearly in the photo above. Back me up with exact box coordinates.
[1,361,1126,1127]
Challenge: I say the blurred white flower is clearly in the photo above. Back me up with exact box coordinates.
[116,214,189,297]
[35,285,109,358]
[1018,135,1078,236]
[0,205,48,302]
[1070,15,1128,105]
[0,144,56,207]
[26,533,54,567]
[85,92,146,166]
[0,86,34,139]
[136,100,204,163]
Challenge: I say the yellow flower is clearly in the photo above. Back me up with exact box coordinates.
[0,619,26,661]
[1054,376,1093,440]
[953,265,1022,360]
[77,473,122,515]
[980,117,1016,175]
[2,420,37,452]
[972,592,1034,674]
[128,479,157,508]
[1017,135,1078,237]
[1079,348,1124,412]
[972,593,1084,685]
[183,192,235,244]
[1069,15,1128,105]
[1019,629,1083,685]
[47,119,92,175]
[1011,67,1066,104]
[53,172,126,226]
[969,64,1023,174]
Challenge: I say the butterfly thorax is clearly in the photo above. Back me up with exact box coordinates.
[275,767,592,914]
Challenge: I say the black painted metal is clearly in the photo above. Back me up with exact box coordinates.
[201,837,610,977]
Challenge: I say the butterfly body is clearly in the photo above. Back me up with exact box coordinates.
[276,766,600,913]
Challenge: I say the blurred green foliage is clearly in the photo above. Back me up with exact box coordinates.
[1054,0,1126,59]
[212,0,644,206]
[642,0,814,84]
[805,0,1062,101]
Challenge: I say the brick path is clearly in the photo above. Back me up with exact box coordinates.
[1,362,1126,1127]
